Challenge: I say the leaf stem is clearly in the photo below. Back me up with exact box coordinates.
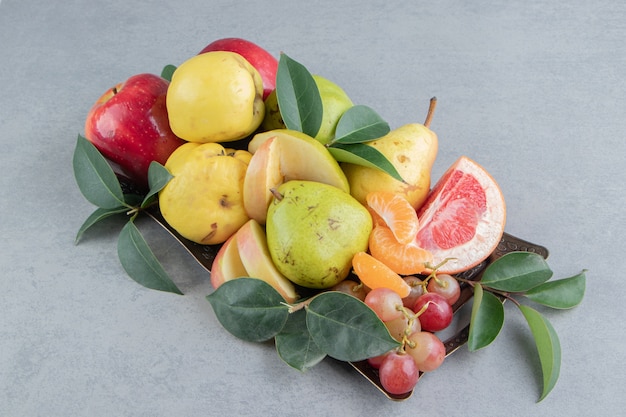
[454,276,522,306]
[283,297,315,313]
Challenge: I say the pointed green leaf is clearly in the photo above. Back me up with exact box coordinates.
[206,278,290,342]
[275,309,326,371]
[481,251,553,292]
[327,143,404,182]
[75,206,129,244]
[331,105,390,145]
[468,284,505,351]
[117,221,183,295]
[305,292,400,362]
[518,304,561,402]
[73,135,127,209]
[161,64,176,82]
[524,271,586,309]
[141,161,173,208]
[275,53,323,137]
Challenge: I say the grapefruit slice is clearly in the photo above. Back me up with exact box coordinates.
[415,156,506,274]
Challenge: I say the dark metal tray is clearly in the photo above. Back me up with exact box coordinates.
[145,205,549,400]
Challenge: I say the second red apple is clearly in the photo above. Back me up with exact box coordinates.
[198,37,278,99]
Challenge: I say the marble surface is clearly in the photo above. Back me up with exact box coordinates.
[1,0,624,416]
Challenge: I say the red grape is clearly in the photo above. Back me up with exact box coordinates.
[365,287,403,322]
[406,331,446,372]
[385,314,421,342]
[367,351,389,369]
[402,275,425,308]
[427,274,461,305]
[378,351,420,395]
[413,292,453,332]
[330,279,368,301]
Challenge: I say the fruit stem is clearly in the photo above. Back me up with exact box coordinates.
[413,300,433,318]
[424,97,437,128]
[396,305,419,353]
[270,188,284,202]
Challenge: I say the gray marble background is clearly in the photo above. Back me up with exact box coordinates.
[1,0,624,416]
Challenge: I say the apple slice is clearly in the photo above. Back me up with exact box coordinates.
[236,219,299,303]
[210,233,247,290]
[242,136,284,223]
[243,129,350,223]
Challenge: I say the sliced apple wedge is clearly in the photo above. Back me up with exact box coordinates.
[236,219,299,303]
[243,129,350,223]
[210,233,247,290]
[242,136,284,224]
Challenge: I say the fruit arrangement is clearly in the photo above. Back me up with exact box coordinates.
[73,38,586,402]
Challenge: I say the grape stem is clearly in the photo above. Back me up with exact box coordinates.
[395,301,434,353]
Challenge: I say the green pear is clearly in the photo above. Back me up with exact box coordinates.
[261,75,353,145]
[266,180,372,289]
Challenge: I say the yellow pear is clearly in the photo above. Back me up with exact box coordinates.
[342,123,438,210]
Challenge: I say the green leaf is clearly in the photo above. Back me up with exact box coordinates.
[275,309,327,371]
[468,284,505,351]
[206,278,290,342]
[117,221,183,295]
[141,161,173,208]
[331,105,390,145]
[518,304,561,402]
[161,64,176,82]
[75,206,129,244]
[305,292,400,362]
[275,53,323,137]
[327,143,404,182]
[481,251,553,292]
[524,271,586,309]
[73,135,127,209]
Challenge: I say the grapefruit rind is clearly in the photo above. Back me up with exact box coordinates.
[415,156,506,274]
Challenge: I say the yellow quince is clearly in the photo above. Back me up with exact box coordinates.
[159,142,251,245]
[166,51,265,143]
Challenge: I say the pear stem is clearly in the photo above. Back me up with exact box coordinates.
[270,188,284,201]
[424,96,437,128]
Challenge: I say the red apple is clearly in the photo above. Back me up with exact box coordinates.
[198,38,278,99]
[84,73,185,190]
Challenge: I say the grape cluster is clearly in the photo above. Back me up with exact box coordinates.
[334,273,461,395]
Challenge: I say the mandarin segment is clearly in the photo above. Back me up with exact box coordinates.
[368,226,433,275]
[351,251,411,298]
[365,191,419,245]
